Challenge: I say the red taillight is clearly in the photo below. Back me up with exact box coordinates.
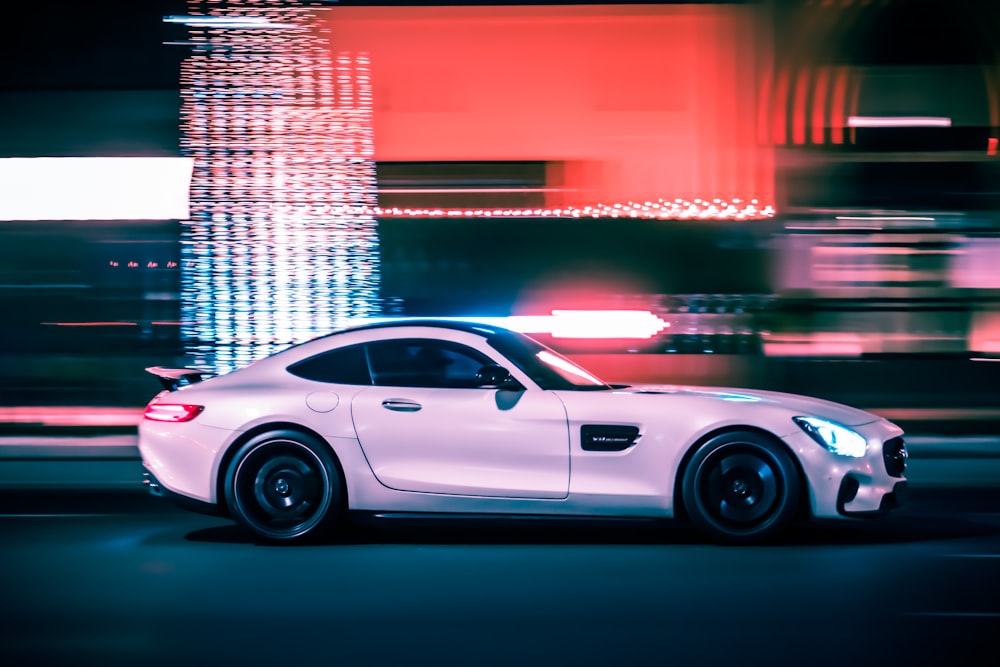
[144,403,204,423]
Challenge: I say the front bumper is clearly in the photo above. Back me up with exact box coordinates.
[786,418,908,520]
[837,477,907,516]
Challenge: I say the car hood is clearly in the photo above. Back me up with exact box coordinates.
[611,384,883,428]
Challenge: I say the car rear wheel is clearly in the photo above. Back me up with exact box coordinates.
[681,431,800,544]
[224,430,343,542]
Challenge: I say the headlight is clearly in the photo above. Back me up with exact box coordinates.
[793,416,868,458]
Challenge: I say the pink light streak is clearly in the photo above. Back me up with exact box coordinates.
[847,116,952,128]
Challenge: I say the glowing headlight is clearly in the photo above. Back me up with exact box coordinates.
[793,417,868,458]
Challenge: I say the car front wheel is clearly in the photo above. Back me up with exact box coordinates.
[681,431,800,544]
[224,430,343,542]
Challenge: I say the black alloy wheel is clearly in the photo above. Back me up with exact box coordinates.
[225,430,343,542]
[681,431,800,544]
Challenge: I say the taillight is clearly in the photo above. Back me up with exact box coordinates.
[144,403,204,423]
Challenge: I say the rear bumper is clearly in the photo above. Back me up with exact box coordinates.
[143,466,223,517]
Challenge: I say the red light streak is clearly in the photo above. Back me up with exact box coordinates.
[811,67,829,145]
[829,67,848,145]
[772,67,790,145]
[848,75,861,144]
[792,68,809,146]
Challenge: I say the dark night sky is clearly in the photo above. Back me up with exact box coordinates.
[1,1,752,91]
[4,0,995,91]
[2,1,190,91]
[0,0,752,158]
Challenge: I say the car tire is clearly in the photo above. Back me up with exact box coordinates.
[681,431,800,545]
[224,430,343,542]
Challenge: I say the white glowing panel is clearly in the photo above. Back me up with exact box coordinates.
[0,157,193,221]
[546,310,667,339]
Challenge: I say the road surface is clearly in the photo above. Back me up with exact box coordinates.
[0,434,997,666]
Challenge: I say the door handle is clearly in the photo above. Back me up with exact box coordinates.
[381,399,422,412]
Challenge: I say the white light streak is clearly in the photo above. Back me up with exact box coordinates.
[164,15,297,29]
[547,310,667,339]
[835,216,936,222]
[847,116,952,128]
[0,157,193,221]
[347,310,669,340]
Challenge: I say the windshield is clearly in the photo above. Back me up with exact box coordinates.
[487,330,612,391]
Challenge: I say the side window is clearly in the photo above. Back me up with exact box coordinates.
[287,344,372,385]
[368,339,493,389]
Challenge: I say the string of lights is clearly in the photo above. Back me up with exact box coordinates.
[365,199,773,220]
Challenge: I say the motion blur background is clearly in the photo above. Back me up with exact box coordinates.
[1,0,999,417]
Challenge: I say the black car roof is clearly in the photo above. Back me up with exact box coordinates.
[339,318,510,338]
[273,319,521,358]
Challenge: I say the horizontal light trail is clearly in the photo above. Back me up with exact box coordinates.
[348,310,670,339]
[378,187,572,194]
[835,216,936,221]
[0,513,117,518]
[848,116,952,128]
[0,157,194,221]
[368,198,773,220]
[163,15,297,29]
[41,321,138,327]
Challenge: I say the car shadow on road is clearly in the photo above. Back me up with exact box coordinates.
[182,509,1000,548]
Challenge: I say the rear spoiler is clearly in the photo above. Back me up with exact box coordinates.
[145,366,217,392]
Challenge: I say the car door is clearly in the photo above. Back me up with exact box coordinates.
[350,338,570,499]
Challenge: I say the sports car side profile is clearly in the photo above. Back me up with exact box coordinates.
[138,320,908,544]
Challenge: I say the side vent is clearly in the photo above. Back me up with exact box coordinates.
[581,425,640,452]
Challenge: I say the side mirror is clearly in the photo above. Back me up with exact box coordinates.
[475,364,522,390]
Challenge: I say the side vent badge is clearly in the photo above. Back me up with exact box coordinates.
[581,425,640,452]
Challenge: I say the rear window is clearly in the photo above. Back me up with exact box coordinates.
[287,344,372,385]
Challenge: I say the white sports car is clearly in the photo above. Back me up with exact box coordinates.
[139,320,908,544]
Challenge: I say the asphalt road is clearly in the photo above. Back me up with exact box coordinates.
[1,442,998,667]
